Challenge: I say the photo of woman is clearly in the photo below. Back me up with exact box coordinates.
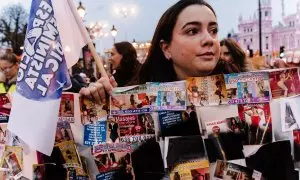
[107,116,120,143]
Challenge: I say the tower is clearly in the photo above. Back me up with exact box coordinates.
[261,0,272,21]
[282,0,285,19]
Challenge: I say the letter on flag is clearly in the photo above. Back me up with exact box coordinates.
[8,0,91,155]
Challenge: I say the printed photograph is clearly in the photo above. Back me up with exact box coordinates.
[1,145,23,170]
[59,93,75,122]
[293,129,300,162]
[55,121,74,144]
[94,152,134,180]
[0,94,11,122]
[238,103,272,145]
[106,116,120,144]
[224,72,270,104]
[113,114,155,143]
[269,68,300,99]
[214,160,262,180]
[80,97,109,125]
[116,114,155,137]
[32,164,45,180]
[187,75,228,107]
[6,153,22,177]
[169,160,210,180]
[110,93,150,115]
[148,81,186,111]
[0,124,9,145]
[55,141,81,167]
[158,105,201,137]
[280,99,300,132]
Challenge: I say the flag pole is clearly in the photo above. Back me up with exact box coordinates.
[67,0,108,78]
[87,42,108,77]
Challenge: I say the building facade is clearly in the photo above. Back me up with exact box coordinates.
[237,0,300,58]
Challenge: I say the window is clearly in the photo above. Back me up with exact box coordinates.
[244,39,246,44]
[250,38,253,43]
[251,28,252,32]
[265,11,268,17]
[266,43,269,50]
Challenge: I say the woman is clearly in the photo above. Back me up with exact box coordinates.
[108,117,119,143]
[215,38,251,74]
[109,41,142,87]
[277,71,288,97]
[81,0,222,179]
[0,49,19,93]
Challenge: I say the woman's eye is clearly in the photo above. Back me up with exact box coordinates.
[210,27,218,35]
[186,28,198,35]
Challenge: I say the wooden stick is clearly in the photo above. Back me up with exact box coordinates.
[260,116,271,144]
[67,0,108,78]
[87,42,108,78]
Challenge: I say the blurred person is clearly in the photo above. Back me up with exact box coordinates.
[109,41,142,87]
[67,73,88,93]
[215,38,251,74]
[0,49,19,93]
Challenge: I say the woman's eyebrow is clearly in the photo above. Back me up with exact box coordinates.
[208,21,218,27]
[182,21,201,30]
[181,21,218,30]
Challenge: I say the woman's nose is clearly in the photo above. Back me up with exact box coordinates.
[200,30,214,47]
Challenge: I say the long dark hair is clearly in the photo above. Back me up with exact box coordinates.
[113,41,141,87]
[219,38,248,72]
[138,0,216,83]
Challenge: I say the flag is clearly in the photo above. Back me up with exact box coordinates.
[8,0,91,155]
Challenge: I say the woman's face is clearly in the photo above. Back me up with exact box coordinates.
[110,46,123,70]
[162,5,220,79]
[220,45,233,63]
[0,61,18,80]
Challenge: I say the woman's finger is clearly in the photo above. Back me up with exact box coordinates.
[90,82,107,103]
[110,76,118,88]
[98,77,113,95]
[89,83,101,103]
[79,87,92,99]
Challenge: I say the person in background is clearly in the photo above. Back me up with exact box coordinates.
[109,41,142,87]
[0,49,19,93]
[215,38,252,74]
[68,73,88,93]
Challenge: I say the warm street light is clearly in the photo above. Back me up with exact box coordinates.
[131,39,151,63]
[88,22,109,40]
[77,1,86,19]
[115,6,136,18]
[111,25,118,43]
[114,4,138,40]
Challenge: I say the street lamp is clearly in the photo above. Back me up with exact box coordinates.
[115,6,136,18]
[114,4,137,40]
[111,25,118,43]
[77,1,86,19]
[88,22,109,40]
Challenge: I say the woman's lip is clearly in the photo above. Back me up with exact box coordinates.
[197,54,215,60]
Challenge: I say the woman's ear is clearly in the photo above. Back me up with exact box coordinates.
[160,40,171,60]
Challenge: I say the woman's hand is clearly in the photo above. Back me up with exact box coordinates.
[272,51,300,68]
[79,76,118,103]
